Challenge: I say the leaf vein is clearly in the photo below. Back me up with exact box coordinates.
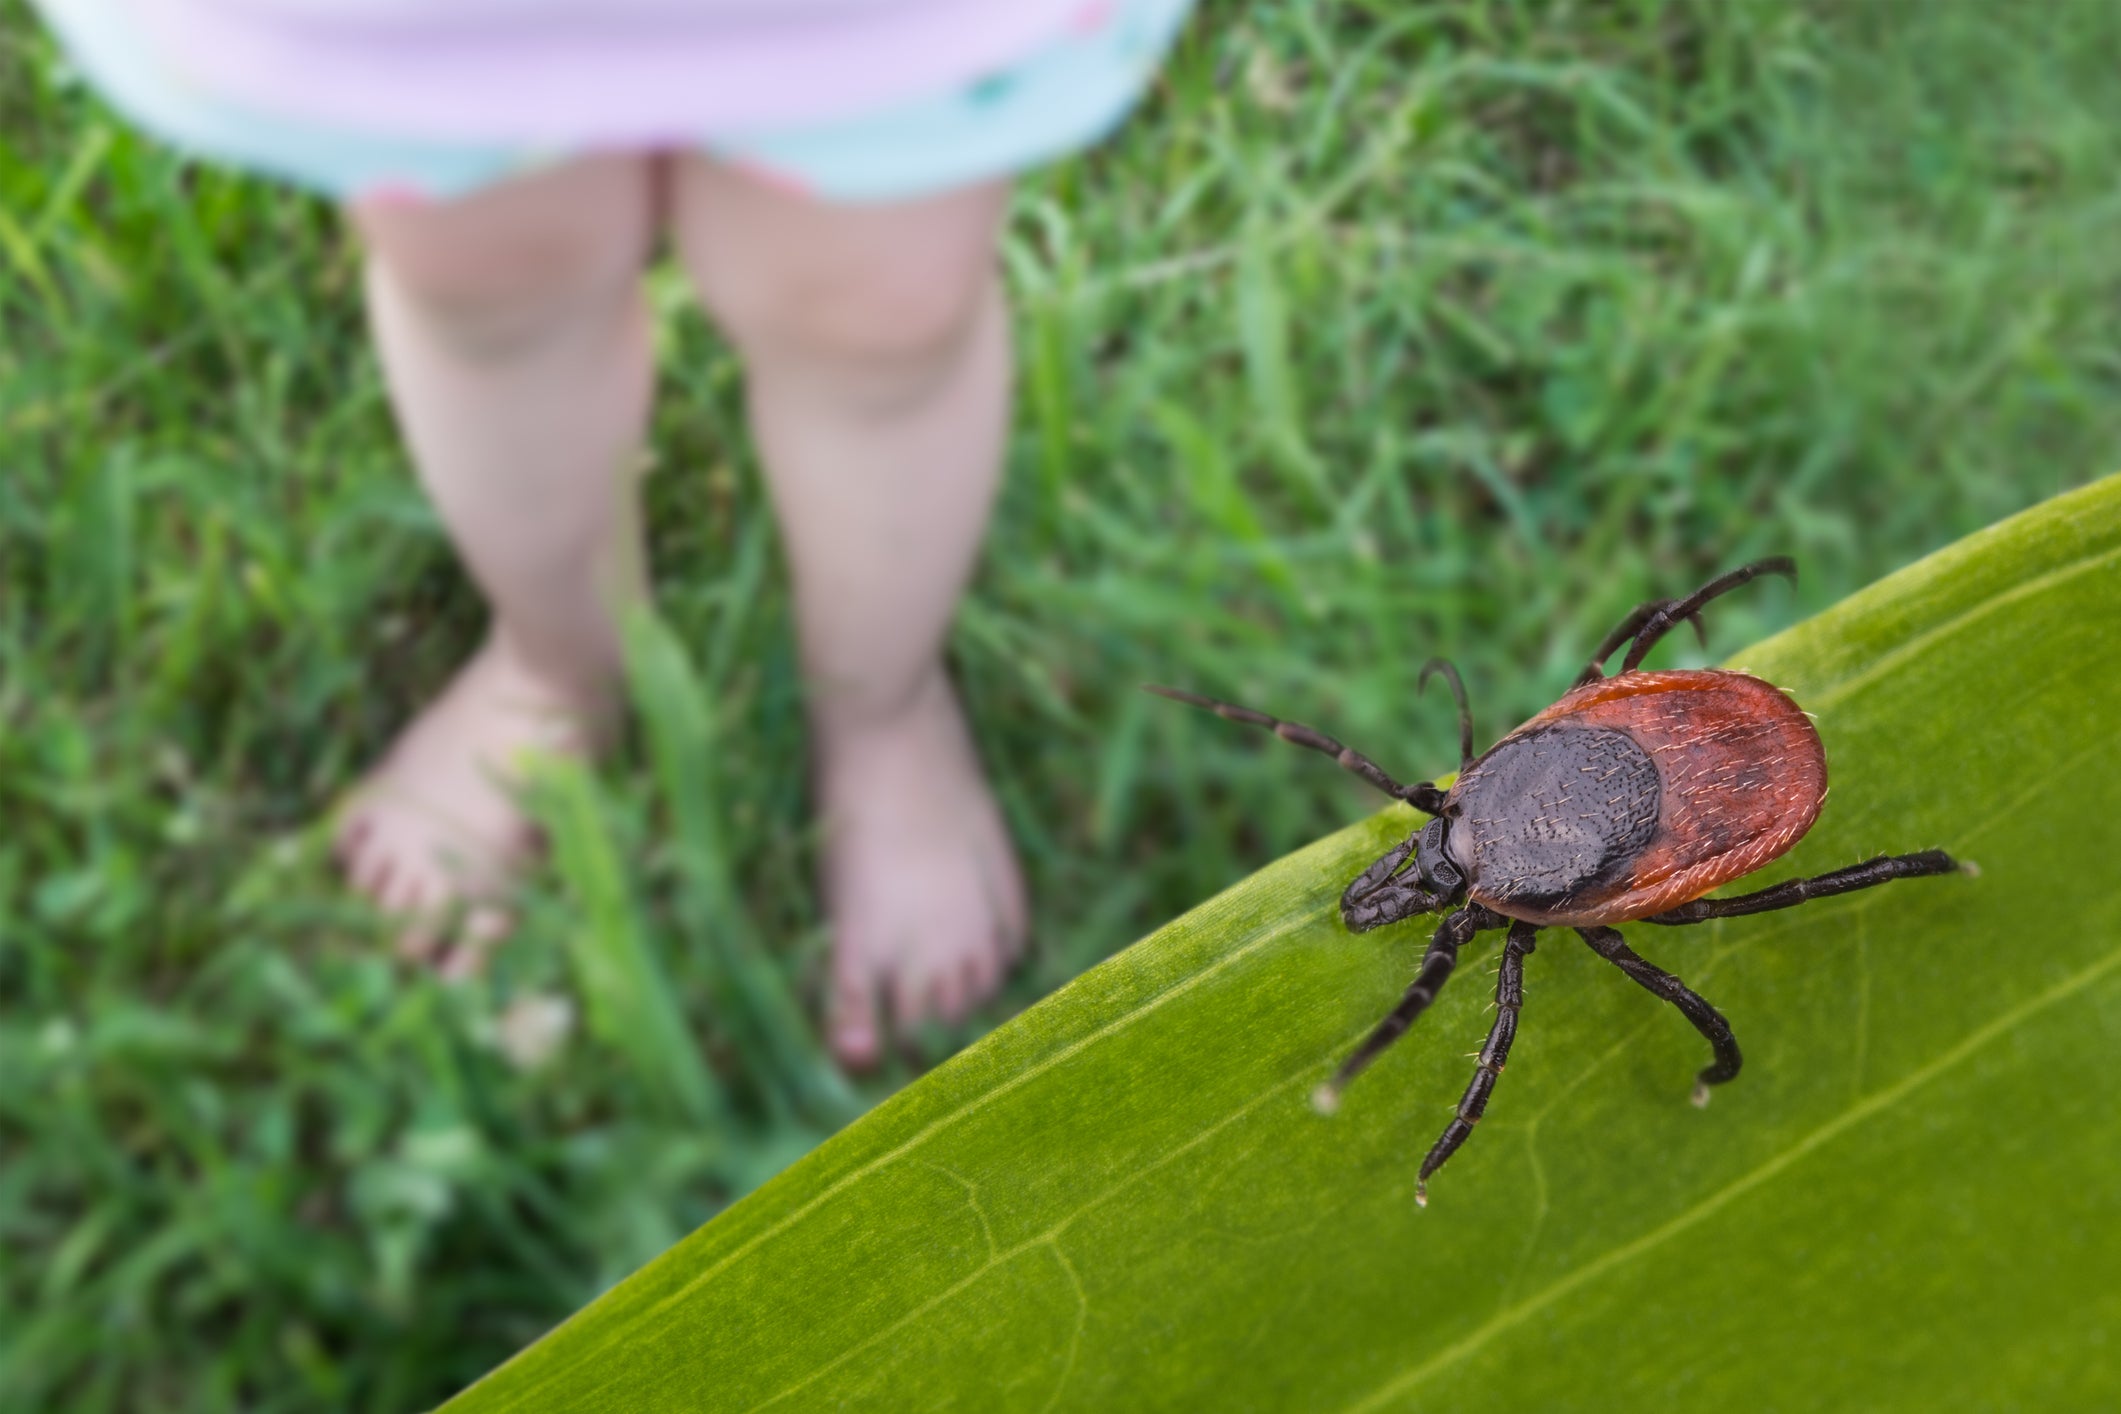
[923,1163,998,1262]
[1040,1244,1090,1414]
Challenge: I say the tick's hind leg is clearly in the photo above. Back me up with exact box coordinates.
[1142,685,1446,813]
[1578,925,1740,1106]
[1418,921,1538,1206]
[1641,851,1959,925]
[1313,906,1494,1115]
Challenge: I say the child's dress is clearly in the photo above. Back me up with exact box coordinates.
[31,0,1193,202]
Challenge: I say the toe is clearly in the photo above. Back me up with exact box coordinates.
[393,895,446,964]
[345,835,394,902]
[979,845,1029,964]
[333,814,373,866]
[377,859,427,916]
[928,964,967,1026]
[439,904,511,981]
[396,918,444,965]
[829,960,884,1070]
[384,865,450,962]
[889,963,929,1040]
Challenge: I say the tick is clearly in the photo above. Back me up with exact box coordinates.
[1149,559,1961,1204]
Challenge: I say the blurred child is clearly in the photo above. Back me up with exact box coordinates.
[31,0,1193,1064]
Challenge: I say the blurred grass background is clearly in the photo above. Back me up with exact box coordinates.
[3,0,2118,1407]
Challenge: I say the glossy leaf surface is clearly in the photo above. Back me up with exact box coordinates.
[445,478,2121,1412]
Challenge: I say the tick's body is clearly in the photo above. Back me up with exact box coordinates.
[1149,560,1959,1204]
[1450,669,1825,926]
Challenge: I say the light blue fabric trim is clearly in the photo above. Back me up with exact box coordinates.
[31,0,1193,203]
[33,0,524,198]
[713,0,1194,203]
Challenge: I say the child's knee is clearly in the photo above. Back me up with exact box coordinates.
[678,171,1006,370]
[703,245,995,371]
[353,157,655,357]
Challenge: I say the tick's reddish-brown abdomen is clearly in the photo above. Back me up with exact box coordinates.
[1463,669,1827,926]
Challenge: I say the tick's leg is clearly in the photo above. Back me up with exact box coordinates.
[1314,907,1494,1114]
[1619,556,1795,673]
[1417,920,1538,1206]
[1574,598,1704,687]
[1578,925,1740,1105]
[1142,685,1446,813]
[1641,851,1959,926]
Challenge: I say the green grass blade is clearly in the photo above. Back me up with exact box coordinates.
[622,609,857,1125]
[533,757,726,1130]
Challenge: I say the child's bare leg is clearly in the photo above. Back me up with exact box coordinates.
[671,158,1026,1065]
[341,156,657,973]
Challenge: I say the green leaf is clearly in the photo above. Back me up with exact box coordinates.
[444,478,2121,1412]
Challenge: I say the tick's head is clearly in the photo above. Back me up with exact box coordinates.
[1341,816,1467,931]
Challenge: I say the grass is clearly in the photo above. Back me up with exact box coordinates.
[3,0,2119,1407]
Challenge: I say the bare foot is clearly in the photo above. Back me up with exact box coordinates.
[334,635,613,976]
[817,671,1027,1067]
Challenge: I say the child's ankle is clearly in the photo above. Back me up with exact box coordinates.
[808,662,954,746]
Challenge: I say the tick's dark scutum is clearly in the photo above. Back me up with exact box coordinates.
[1451,724,1661,906]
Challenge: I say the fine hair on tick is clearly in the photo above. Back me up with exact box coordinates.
[1148,559,1966,1206]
